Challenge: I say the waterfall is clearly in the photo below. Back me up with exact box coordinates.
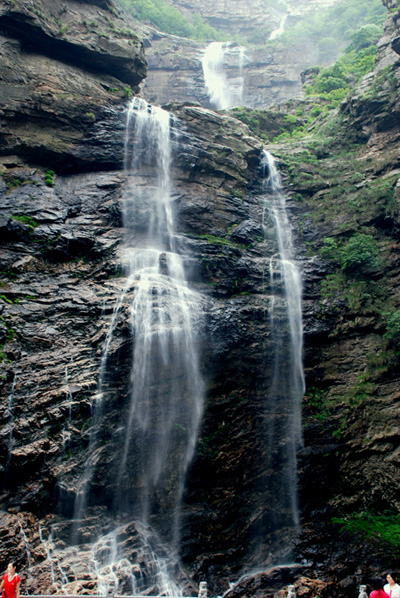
[201,42,248,110]
[4,374,17,487]
[260,150,304,551]
[118,98,204,543]
[269,14,288,40]
[70,97,204,594]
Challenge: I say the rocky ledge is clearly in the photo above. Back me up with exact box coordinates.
[0,0,147,170]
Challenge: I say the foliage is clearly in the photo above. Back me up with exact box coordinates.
[304,386,330,421]
[45,170,55,187]
[320,233,380,277]
[332,512,400,551]
[229,107,305,142]
[341,233,380,275]
[365,65,399,99]
[305,46,377,108]
[271,0,385,63]
[11,214,39,230]
[115,0,225,40]
[383,311,400,350]
[346,24,382,52]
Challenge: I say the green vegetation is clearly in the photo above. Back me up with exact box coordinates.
[229,107,305,142]
[5,178,23,191]
[304,386,331,422]
[341,233,380,275]
[346,24,382,53]
[333,512,400,551]
[115,0,226,41]
[11,214,39,231]
[0,313,16,363]
[45,170,55,187]
[320,233,380,276]
[384,311,400,350]
[190,233,244,249]
[305,46,378,109]
[271,0,386,63]
[364,64,399,99]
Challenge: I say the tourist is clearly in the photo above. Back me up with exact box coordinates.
[384,572,400,597]
[0,562,21,598]
[370,577,391,598]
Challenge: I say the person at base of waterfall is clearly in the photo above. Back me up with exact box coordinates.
[370,577,391,598]
[0,562,21,598]
[384,572,400,598]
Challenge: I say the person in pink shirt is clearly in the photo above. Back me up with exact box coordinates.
[0,563,20,598]
[370,577,391,598]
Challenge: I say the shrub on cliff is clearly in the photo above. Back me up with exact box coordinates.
[320,234,380,277]
[346,24,383,52]
[341,233,380,276]
[384,311,400,350]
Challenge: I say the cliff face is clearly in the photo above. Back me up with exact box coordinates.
[142,0,347,111]
[0,0,307,591]
[1,0,400,597]
[0,0,146,170]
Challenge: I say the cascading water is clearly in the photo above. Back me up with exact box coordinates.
[68,97,204,595]
[201,42,248,110]
[118,98,204,543]
[269,14,288,40]
[257,150,304,556]
[4,374,17,487]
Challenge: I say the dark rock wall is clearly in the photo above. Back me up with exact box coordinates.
[1,0,400,597]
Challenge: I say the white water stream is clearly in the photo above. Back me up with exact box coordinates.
[201,42,247,109]
[269,13,288,40]
[261,150,304,530]
[120,98,204,542]
[69,97,204,595]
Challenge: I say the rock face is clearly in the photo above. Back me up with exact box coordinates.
[0,0,146,170]
[164,0,340,39]
[142,0,347,110]
[143,35,315,110]
[1,1,400,598]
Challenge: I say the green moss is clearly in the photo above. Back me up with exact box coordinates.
[332,512,400,551]
[45,169,55,187]
[11,214,39,230]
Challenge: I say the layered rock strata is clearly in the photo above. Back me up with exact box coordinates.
[0,1,400,598]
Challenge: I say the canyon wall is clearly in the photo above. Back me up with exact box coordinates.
[0,0,399,597]
[142,0,348,110]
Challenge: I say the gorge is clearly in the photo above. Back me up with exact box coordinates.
[0,0,400,597]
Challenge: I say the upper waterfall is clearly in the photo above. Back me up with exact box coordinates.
[201,42,248,110]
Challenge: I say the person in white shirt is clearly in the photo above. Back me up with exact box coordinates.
[384,572,400,598]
